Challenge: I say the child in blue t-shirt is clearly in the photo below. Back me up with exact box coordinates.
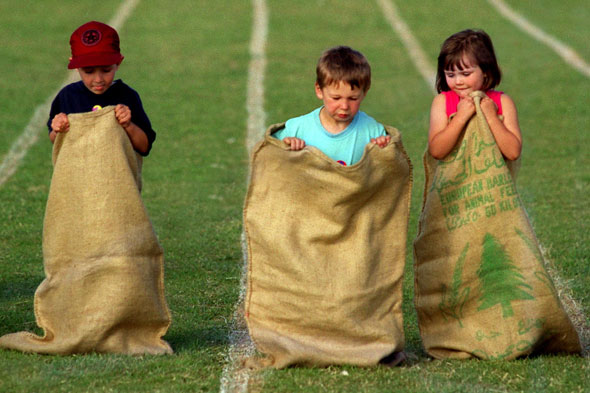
[48,21,155,156]
[273,46,390,166]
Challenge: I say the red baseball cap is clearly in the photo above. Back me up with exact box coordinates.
[68,21,124,69]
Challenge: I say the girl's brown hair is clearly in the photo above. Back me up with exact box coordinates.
[316,46,371,93]
[435,29,501,93]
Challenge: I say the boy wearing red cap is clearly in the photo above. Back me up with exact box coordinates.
[48,21,155,155]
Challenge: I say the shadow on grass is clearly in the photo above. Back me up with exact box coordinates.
[0,275,42,336]
[0,274,41,302]
[164,325,229,352]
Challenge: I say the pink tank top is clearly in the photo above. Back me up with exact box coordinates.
[443,90,503,117]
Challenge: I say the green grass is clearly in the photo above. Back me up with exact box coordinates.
[1,0,588,392]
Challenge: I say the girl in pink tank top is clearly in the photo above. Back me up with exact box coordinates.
[428,29,522,161]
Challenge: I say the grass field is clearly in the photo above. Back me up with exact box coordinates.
[0,0,588,392]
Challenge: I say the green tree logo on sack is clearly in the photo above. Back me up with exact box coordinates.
[477,233,535,318]
[439,243,471,327]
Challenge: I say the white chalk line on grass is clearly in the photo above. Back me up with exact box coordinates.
[488,0,590,78]
[378,0,588,356]
[219,234,258,393]
[245,0,269,154]
[108,0,140,32]
[0,0,141,188]
[219,0,268,392]
[375,0,436,93]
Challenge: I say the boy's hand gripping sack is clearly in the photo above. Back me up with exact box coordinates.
[413,91,581,359]
[0,107,172,355]
[244,124,412,368]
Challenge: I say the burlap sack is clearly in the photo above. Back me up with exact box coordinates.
[413,92,581,359]
[244,123,412,368]
[0,106,172,355]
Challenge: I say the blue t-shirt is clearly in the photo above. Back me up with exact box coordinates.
[273,107,386,165]
[47,80,156,156]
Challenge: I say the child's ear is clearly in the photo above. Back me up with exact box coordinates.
[315,83,324,100]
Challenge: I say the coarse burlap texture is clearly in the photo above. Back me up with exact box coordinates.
[244,123,412,368]
[0,106,172,355]
[413,92,580,360]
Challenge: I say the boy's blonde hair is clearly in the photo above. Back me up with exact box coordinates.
[316,46,371,93]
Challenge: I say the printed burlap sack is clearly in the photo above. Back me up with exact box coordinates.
[0,106,172,355]
[244,123,412,368]
[413,92,581,359]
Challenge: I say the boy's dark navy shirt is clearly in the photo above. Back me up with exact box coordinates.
[47,80,156,156]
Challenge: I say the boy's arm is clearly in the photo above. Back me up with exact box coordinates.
[274,124,306,151]
[49,113,70,144]
[115,104,149,154]
[49,130,58,144]
[283,137,306,150]
[371,135,391,148]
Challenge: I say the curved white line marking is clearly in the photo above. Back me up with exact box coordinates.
[376,0,436,93]
[488,0,590,78]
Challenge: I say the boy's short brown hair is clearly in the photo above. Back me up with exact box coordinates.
[316,46,371,93]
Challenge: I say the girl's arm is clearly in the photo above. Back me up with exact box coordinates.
[428,93,475,159]
[481,94,522,160]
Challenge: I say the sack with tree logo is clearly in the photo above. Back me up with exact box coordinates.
[244,123,412,368]
[413,92,581,359]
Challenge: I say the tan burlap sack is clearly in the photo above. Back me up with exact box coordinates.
[0,106,172,355]
[244,123,412,368]
[413,92,581,359]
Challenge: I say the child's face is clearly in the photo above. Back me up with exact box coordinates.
[444,55,485,99]
[77,64,119,95]
[315,81,366,129]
